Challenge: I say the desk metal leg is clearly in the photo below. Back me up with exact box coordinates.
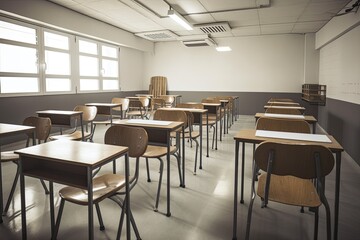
[49,182,55,238]
[232,141,240,240]
[199,115,203,169]
[240,142,245,204]
[125,153,131,240]
[334,152,341,240]
[80,115,85,141]
[206,112,209,158]
[166,133,171,217]
[20,159,27,239]
[87,168,94,240]
[313,123,316,134]
[181,127,186,188]
[215,110,218,150]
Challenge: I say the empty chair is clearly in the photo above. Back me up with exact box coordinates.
[126,97,150,119]
[151,97,166,111]
[1,116,51,215]
[245,142,334,240]
[111,97,130,120]
[159,95,175,108]
[50,105,97,142]
[142,109,186,211]
[53,125,148,240]
[265,107,302,115]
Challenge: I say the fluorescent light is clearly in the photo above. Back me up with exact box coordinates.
[168,9,193,30]
[216,46,232,52]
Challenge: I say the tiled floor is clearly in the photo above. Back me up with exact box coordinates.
[0,115,359,239]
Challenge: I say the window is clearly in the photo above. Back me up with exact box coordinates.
[0,17,120,97]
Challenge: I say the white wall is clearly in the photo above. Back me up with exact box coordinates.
[120,47,145,91]
[304,33,319,84]
[144,34,305,93]
[319,25,360,104]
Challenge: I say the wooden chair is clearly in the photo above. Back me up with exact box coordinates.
[127,97,150,119]
[111,97,129,120]
[151,97,166,111]
[198,100,220,148]
[159,95,175,108]
[49,105,97,142]
[245,142,334,240]
[53,125,148,240]
[256,117,311,133]
[265,107,302,115]
[142,109,186,211]
[1,116,51,215]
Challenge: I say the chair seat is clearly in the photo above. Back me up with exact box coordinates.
[49,130,92,141]
[59,173,125,205]
[257,174,321,207]
[142,145,177,158]
[1,151,19,162]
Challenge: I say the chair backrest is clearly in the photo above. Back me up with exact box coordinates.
[153,109,188,128]
[23,116,52,144]
[73,105,97,122]
[256,117,310,133]
[201,98,220,104]
[104,125,148,158]
[159,95,175,106]
[152,98,166,109]
[265,107,302,115]
[176,103,204,109]
[111,97,130,111]
[269,102,300,107]
[255,142,334,179]
[268,98,294,102]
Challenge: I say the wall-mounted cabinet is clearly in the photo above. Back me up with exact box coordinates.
[302,84,326,105]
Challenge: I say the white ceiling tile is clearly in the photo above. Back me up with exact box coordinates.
[292,21,327,33]
[211,10,260,27]
[231,26,261,36]
[260,23,295,35]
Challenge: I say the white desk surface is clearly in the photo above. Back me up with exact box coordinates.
[126,119,172,126]
[255,130,331,143]
[264,113,305,119]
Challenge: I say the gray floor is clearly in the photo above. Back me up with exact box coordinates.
[1,115,359,240]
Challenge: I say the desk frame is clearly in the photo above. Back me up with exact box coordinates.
[85,103,122,125]
[232,129,344,240]
[17,141,130,240]
[0,124,35,223]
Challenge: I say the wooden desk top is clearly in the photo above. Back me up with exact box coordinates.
[234,129,343,152]
[267,101,299,105]
[255,113,317,122]
[0,123,35,137]
[85,103,121,107]
[15,140,128,168]
[114,119,183,131]
[159,107,208,113]
[202,103,221,107]
[36,110,82,116]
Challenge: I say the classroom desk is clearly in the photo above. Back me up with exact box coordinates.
[267,101,300,105]
[201,103,221,148]
[159,107,209,164]
[0,123,35,223]
[15,140,130,240]
[114,119,184,217]
[85,102,122,125]
[264,105,305,113]
[158,95,182,106]
[220,99,230,134]
[232,129,344,240]
[36,110,84,141]
[254,112,318,133]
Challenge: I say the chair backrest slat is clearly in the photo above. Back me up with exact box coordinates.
[256,117,310,133]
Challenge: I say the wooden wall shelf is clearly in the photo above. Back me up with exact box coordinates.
[302,84,326,105]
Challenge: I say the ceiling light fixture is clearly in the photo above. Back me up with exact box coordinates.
[216,46,232,52]
[168,9,193,30]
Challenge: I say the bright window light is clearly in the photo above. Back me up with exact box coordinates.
[216,46,232,52]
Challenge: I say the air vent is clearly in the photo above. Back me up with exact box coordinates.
[182,38,216,47]
[135,30,178,41]
[195,22,231,34]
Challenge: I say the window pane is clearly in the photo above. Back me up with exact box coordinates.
[79,56,98,76]
[79,40,97,54]
[0,43,37,73]
[103,79,119,90]
[102,45,117,58]
[80,79,99,91]
[46,78,71,92]
[0,77,39,93]
[0,20,36,44]
[44,31,69,50]
[45,50,70,75]
[102,59,118,77]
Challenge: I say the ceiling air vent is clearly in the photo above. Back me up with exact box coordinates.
[195,22,231,34]
[182,38,216,47]
[135,30,178,41]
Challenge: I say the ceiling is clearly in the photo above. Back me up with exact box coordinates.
[48,0,353,42]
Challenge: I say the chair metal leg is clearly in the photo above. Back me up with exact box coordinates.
[116,201,125,240]
[314,207,319,240]
[193,139,199,175]
[40,179,49,194]
[245,163,258,240]
[95,203,105,231]
[154,157,164,212]
[175,154,183,186]
[3,164,20,215]
[145,158,151,182]
[53,198,66,239]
